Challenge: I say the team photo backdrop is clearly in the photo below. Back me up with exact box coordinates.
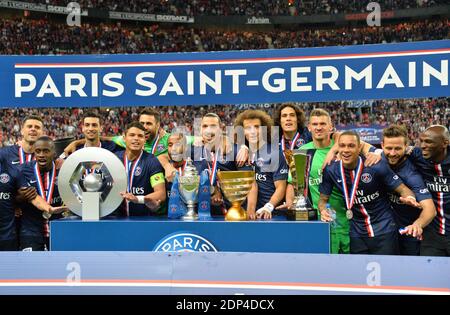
[0,40,448,108]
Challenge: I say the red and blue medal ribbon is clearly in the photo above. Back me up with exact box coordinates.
[34,162,56,204]
[339,156,363,211]
[207,148,220,186]
[123,151,143,216]
[281,132,300,151]
[19,146,33,164]
[124,151,143,193]
[150,131,161,155]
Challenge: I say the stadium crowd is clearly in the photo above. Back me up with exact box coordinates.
[0,13,448,147]
[1,98,448,147]
[24,0,448,16]
[0,18,448,54]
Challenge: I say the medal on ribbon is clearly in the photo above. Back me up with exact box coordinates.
[207,148,220,186]
[339,157,363,220]
[34,162,56,219]
[123,151,143,216]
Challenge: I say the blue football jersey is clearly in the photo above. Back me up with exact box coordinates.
[0,165,25,241]
[20,161,62,239]
[387,156,432,228]
[408,147,450,235]
[0,144,34,173]
[116,150,165,216]
[320,157,402,237]
[251,143,289,210]
[75,140,121,153]
[191,144,250,215]
[278,127,312,151]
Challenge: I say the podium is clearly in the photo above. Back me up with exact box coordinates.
[50,216,330,253]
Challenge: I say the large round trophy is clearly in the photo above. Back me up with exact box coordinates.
[178,158,200,220]
[284,150,313,221]
[58,147,127,220]
[217,170,255,221]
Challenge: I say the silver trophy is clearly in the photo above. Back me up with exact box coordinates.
[178,157,200,220]
[58,147,127,221]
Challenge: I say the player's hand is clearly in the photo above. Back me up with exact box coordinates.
[145,199,161,210]
[49,205,69,214]
[322,147,338,169]
[402,223,423,240]
[247,208,256,221]
[364,152,382,167]
[255,206,272,220]
[320,208,332,222]
[166,170,177,183]
[158,127,166,138]
[236,145,249,168]
[399,196,421,209]
[55,158,65,170]
[64,142,77,156]
[120,191,138,203]
[211,189,223,206]
[405,146,414,155]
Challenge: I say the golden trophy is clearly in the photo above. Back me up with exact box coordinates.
[284,150,313,221]
[217,170,255,221]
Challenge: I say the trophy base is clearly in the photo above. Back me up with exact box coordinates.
[225,202,247,221]
[286,209,310,221]
[182,212,198,221]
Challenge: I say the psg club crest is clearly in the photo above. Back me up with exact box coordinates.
[361,173,372,183]
[157,144,165,152]
[0,173,10,184]
[153,232,218,252]
[170,204,178,213]
[296,139,305,147]
[256,158,265,167]
[134,166,142,176]
[200,201,208,210]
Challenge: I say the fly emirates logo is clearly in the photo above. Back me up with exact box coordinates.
[353,190,380,204]
[427,177,450,193]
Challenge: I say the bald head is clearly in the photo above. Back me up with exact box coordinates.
[425,125,450,141]
[420,125,449,162]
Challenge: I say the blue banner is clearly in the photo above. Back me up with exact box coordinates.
[50,217,330,253]
[337,124,385,144]
[1,40,448,108]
